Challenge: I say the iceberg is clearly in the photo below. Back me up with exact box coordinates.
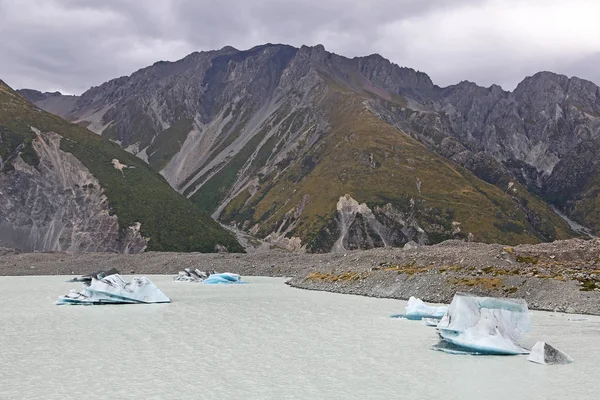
[173,268,217,282]
[56,274,171,305]
[423,318,439,327]
[527,342,573,365]
[435,293,531,355]
[404,296,448,320]
[203,273,246,284]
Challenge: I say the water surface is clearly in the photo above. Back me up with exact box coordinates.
[1,276,599,399]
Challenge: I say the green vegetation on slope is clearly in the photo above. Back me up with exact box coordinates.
[147,118,193,170]
[189,104,302,213]
[0,80,243,253]
[570,167,600,233]
[221,89,575,251]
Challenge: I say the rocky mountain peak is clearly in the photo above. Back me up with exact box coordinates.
[13,43,600,252]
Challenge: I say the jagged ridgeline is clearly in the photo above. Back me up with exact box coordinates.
[0,80,243,253]
[21,44,596,252]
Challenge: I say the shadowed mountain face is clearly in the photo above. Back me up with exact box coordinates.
[18,43,600,252]
[1,81,243,253]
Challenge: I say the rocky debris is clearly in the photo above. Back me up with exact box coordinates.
[3,238,600,314]
[111,158,133,176]
[0,247,20,256]
[527,342,574,365]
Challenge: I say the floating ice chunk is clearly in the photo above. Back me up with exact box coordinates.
[423,318,439,327]
[203,273,246,284]
[527,342,573,365]
[57,274,170,305]
[436,293,531,355]
[173,268,217,282]
[404,296,448,320]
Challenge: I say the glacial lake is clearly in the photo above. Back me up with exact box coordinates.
[1,276,599,400]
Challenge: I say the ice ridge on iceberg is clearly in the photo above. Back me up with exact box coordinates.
[203,273,246,284]
[173,268,217,282]
[67,268,120,284]
[434,292,531,355]
[56,274,170,305]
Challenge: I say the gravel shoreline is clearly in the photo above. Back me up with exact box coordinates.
[1,239,599,315]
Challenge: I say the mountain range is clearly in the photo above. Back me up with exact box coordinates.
[12,43,600,252]
[0,80,242,253]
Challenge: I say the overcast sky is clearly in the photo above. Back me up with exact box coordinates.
[1,0,599,94]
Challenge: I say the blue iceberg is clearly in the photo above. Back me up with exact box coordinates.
[434,293,531,355]
[56,274,171,305]
[203,273,246,285]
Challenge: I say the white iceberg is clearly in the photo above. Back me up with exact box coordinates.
[435,293,531,355]
[173,268,216,282]
[203,273,245,284]
[527,342,573,365]
[56,274,171,305]
[404,296,448,320]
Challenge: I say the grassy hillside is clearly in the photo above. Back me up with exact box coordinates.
[222,89,575,251]
[0,80,243,253]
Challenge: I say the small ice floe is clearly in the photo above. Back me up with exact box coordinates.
[390,296,447,320]
[433,293,531,355]
[203,273,246,284]
[56,273,170,305]
[423,318,439,327]
[173,268,217,282]
[527,342,573,365]
[67,268,119,284]
[405,296,448,320]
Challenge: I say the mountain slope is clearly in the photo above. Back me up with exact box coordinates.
[18,44,583,251]
[1,80,243,253]
[220,89,573,251]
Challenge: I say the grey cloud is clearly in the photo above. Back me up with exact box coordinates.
[0,0,598,94]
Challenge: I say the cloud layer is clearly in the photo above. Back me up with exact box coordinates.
[1,0,598,94]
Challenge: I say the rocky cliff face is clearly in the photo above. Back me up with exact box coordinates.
[0,129,146,252]
[20,44,600,251]
[2,80,243,253]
